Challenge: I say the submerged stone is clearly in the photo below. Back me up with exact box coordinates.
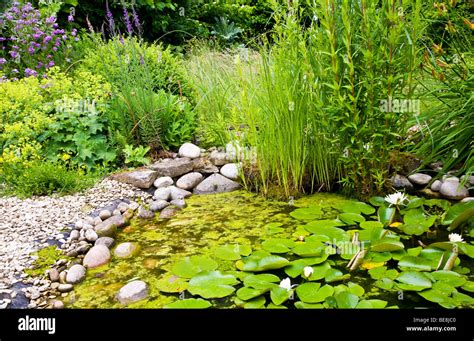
[116,280,149,305]
[83,245,111,269]
[114,242,139,258]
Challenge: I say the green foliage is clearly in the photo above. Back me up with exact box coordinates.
[123,144,151,167]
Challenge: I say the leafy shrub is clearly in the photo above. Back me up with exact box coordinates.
[0,1,78,79]
[123,144,150,167]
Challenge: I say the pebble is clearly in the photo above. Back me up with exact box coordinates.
[57,284,73,293]
[99,210,112,220]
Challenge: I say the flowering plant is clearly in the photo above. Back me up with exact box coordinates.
[0,2,77,79]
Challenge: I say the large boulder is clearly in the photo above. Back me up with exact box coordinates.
[389,174,414,191]
[83,245,111,268]
[440,179,469,200]
[408,173,432,186]
[116,280,148,305]
[220,163,239,180]
[179,143,201,159]
[149,158,194,178]
[94,215,126,237]
[66,264,86,284]
[112,169,158,189]
[193,174,240,194]
[176,172,204,190]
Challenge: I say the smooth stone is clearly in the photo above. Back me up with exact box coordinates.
[209,150,232,166]
[99,210,112,220]
[74,220,84,229]
[116,280,148,305]
[431,180,442,192]
[169,186,192,200]
[440,180,469,200]
[75,244,91,254]
[123,209,134,221]
[57,284,73,293]
[117,202,130,213]
[52,300,64,309]
[92,216,103,226]
[113,209,121,216]
[408,173,432,186]
[83,245,111,269]
[150,200,169,212]
[461,197,474,203]
[48,269,60,282]
[114,242,139,258]
[390,174,414,191]
[95,237,115,249]
[51,282,60,290]
[84,216,95,225]
[179,143,201,159]
[66,265,86,284]
[137,207,154,219]
[159,206,181,219]
[128,201,139,211]
[69,230,79,241]
[59,271,67,284]
[460,175,474,185]
[94,215,126,237]
[170,199,186,209]
[193,174,240,194]
[85,229,98,242]
[66,250,78,257]
[220,163,239,180]
[153,176,174,188]
[149,158,194,178]
[419,188,441,199]
[153,187,171,201]
[112,169,158,189]
[176,172,203,190]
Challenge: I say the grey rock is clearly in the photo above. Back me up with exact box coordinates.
[112,169,158,189]
[170,199,187,209]
[440,179,469,200]
[114,242,139,258]
[220,163,240,180]
[390,174,414,191]
[116,280,148,305]
[84,216,95,226]
[460,175,474,186]
[83,245,111,269]
[74,220,84,229]
[431,180,442,192]
[117,202,130,213]
[128,201,139,211]
[179,143,201,159]
[69,230,79,241]
[210,150,232,166]
[57,284,73,293]
[170,186,192,200]
[66,265,86,284]
[51,282,60,290]
[85,229,98,243]
[149,158,194,178]
[92,216,103,226]
[59,271,67,284]
[99,209,112,220]
[66,250,78,258]
[153,176,174,188]
[113,209,121,216]
[52,300,64,309]
[150,200,169,212]
[461,197,474,203]
[94,215,126,237]
[176,172,203,190]
[95,237,115,249]
[153,187,171,201]
[159,206,181,219]
[408,173,432,186]
[137,207,154,219]
[193,174,241,194]
[75,244,91,254]
[48,269,60,282]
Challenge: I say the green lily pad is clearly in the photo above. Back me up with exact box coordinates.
[395,271,432,291]
[366,251,392,262]
[243,273,280,289]
[335,291,359,308]
[284,258,328,278]
[264,222,285,235]
[398,256,432,271]
[401,223,430,236]
[424,199,450,210]
[237,251,290,272]
[371,239,405,252]
[452,291,474,306]
[308,262,332,281]
[155,275,189,293]
[304,223,350,242]
[335,200,376,215]
[236,287,267,301]
[187,271,239,299]
[262,238,296,254]
[407,246,423,257]
[418,289,451,304]
[432,281,456,295]
[164,298,211,309]
[375,277,394,290]
[304,219,346,228]
[290,206,323,220]
[356,299,388,308]
[339,213,366,225]
[296,283,334,303]
[214,244,252,261]
[347,282,365,297]
[266,303,287,309]
[360,221,383,229]
[461,281,474,292]
[244,296,266,309]
[378,206,395,226]
[406,197,425,209]
[294,301,324,309]
[292,243,327,258]
[270,286,292,306]
[430,271,466,287]
[171,256,218,278]
[369,196,386,206]
[442,201,474,226]
[325,268,350,283]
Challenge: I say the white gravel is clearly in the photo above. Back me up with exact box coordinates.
[0,178,151,308]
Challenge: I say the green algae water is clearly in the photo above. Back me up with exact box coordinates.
[67,191,474,309]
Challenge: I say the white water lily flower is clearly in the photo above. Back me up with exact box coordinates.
[384,192,408,207]
[448,233,464,243]
[303,266,314,278]
[279,278,296,291]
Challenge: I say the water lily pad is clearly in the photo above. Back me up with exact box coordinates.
[378,206,395,226]
[395,271,432,291]
[237,251,290,272]
[432,281,456,295]
[290,206,323,220]
[304,224,350,242]
[375,277,394,290]
[360,221,383,229]
[296,283,334,303]
[164,298,211,309]
[401,223,430,236]
[236,287,267,301]
[294,301,324,309]
[266,303,287,309]
[244,296,266,309]
[335,291,359,308]
[398,256,432,271]
[368,267,399,280]
[325,268,349,283]
[284,258,328,278]
[292,243,327,257]
[442,201,474,226]
[406,197,425,209]
[171,256,218,278]
[356,299,388,308]
[264,222,285,235]
[308,262,332,281]
[243,274,280,290]
[430,271,466,287]
[335,200,375,215]
[214,244,252,261]
[262,238,296,253]
[339,213,366,225]
[371,239,405,252]
[452,291,474,306]
[347,282,365,297]
[156,275,189,293]
[407,247,423,257]
[424,199,450,210]
[187,271,239,299]
[369,196,385,207]
[418,289,451,304]
[461,281,474,292]
[270,286,292,305]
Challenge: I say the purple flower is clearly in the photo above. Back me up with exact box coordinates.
[55,38,61,46]
[45,16,56,24]
[28,46,35,54]
[74,37,79,42]
[52,47,58,51]
[71,29,77,37]
[132,6,142,35]
[12,69,18,74]
[0,37,6,42]
[33,33,42,40]
[105,1,115,33]
[0,58,6,65]
[12,45,19,50]
[62,35,68,41]
[68,15,74,22]
[47,61,55,68]
[9,51,18,58]
[24,68,37,77]
[36,62,43,69]
[46,54,52,59]
[123,7,132,35]
[43,36,52,43]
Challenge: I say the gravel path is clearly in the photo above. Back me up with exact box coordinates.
[0,178,150,309]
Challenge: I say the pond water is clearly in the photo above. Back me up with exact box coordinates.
[67,191,473,309]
